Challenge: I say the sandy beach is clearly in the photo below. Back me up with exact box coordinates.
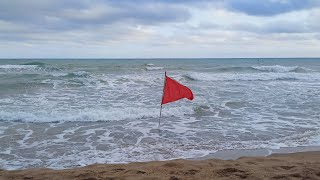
[1,151,320,180]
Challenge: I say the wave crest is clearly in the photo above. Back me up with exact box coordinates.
[215,65,311,73]
[64,71,90,78]
[183,72,320,82]
[21,62,45,66]
[145,66,164,71]
[143,63,164,71]
[251,65,310,73]
[0,65,38,69]
[0,63,61,74]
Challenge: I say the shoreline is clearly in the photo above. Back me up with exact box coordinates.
[197,145,320,160]
[2,150,320,180]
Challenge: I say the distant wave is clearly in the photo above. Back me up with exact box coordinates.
[216,66,252,72]
[0,62,60,74]
[0,64,38,69]
[21,62,45,66]
[0,62,47,69]
[63,71,90,78]
[145,66,164,71]
[183,72,320,82]
[215,65,311,73]
[251,65,310,73]
[143,63,164,71]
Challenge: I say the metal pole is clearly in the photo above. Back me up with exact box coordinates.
[158,71,166,130]
[158,104,162,129]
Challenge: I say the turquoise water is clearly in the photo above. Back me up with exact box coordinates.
[0,58,320,169]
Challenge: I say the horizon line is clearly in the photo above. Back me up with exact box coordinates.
[0,57,319,60]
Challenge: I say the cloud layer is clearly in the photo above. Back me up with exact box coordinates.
[0,0,319,58]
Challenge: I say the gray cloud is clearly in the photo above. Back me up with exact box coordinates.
[224,0,320,16]
[228,21,316,34]
[60,3,190,26]
[193,7,320,35]
[0,0,190,31]
[0,0,320,58]
[0,0,192,45]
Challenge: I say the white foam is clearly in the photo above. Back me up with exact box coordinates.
[0,65,38,69]
[271,129,320,147]
[0,126,6,135]
[104,73,162,88]
[49,72,69,77]
[16,129,34,147]
[71,71,89,76]
[0,106,193,123]
[143,63,164,71]
[145,66,164,71]
[0,64,57,76]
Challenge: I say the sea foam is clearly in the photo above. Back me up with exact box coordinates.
[0,106,193,123]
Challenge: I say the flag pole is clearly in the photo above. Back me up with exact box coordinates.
[159,71,166,129]
[158,107,162,133]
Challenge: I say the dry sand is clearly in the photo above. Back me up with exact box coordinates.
[1,151,320,180]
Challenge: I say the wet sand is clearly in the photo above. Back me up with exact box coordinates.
[1,151,320,180]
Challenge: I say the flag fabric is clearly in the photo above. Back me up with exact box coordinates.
[161,74,194,105]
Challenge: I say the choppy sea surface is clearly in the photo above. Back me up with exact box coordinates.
[1,58,320,170]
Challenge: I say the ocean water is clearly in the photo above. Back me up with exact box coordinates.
[0,58,320,170]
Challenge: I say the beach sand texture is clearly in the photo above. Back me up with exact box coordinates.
[1,151,320,180]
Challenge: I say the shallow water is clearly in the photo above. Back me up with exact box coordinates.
[1,58,320,169]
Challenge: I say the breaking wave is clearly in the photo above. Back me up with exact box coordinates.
[63,71,90,78]
[21,62,46,66]
[251,65,310,73]
[0,64,38,70]
[0,63,61,75]
[183,72,320,82]
[145,66,164,71]
[0,62,46,70]
[143,63,164,71]
[216,65,311,73]
[216,66,252,72]
[0,106,193,123]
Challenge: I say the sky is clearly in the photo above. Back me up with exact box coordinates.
[0,0,320,58]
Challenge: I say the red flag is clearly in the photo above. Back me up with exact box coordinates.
[161,73,194,105]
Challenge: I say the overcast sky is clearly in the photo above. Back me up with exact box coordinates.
[0,0,320,58]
